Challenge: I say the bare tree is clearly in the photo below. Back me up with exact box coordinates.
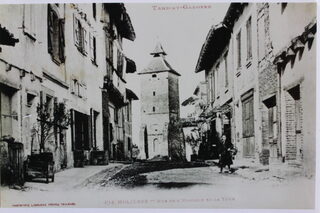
[32,101,70,153]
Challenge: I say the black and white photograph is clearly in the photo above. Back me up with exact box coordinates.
[0,1,318,210]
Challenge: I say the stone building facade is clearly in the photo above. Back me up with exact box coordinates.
[256,3,279,165]
[139,43,185,160]
[101,3,138,161]
[0,3,137,172]
[270,3,316,177]
[194,3,316,177]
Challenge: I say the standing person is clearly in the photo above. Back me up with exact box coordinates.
[218,134,234,173]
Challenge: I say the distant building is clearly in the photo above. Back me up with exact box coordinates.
[139,42,185,160]
[181,82,207,161]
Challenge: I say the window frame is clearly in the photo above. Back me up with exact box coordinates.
[48,5,65,64]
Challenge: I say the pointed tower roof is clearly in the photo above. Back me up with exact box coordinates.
[139,42,180,76]
[150,42,167,56]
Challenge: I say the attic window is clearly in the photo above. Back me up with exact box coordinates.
[152,74,157,78]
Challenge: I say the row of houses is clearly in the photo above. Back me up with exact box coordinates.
[0,3,138,173]
[184,3,316,177]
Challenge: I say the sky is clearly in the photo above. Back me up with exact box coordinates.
[123,3,230,148]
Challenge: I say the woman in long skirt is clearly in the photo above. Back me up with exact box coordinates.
[218,135,234,173]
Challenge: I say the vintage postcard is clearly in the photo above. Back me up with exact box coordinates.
[0,0,317,210]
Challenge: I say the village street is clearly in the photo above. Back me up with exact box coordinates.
[2,160,314,208]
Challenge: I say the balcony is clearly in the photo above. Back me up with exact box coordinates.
[103,76,125,107]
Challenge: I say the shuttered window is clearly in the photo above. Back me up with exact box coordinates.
[224,56,228,88]
[48,5,65,64]
[106,37,113,79]
[117,49,123,77]
[73,14,88,55]
[258,14,266,61]
[89,33,97,64]
[23,5,37,40]
[73,14,81,47]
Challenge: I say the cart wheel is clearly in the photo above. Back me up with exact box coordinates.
[46,174,49,184]
[52,174,54,182]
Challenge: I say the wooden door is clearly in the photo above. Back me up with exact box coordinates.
[242,96,255,157]
[74,111,89,150]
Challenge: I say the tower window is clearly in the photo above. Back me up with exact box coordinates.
[153,91,156,96]
[152,74,157,78]
[152,106,155,112]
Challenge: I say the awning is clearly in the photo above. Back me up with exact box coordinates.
[103,78,126,106]
[126,88,138,100]
[0,24,19,46]
[125,57,136,73]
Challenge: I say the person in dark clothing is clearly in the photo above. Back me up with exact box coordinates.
[218,135,234,173]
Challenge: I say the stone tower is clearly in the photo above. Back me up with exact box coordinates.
[139,42,184,160]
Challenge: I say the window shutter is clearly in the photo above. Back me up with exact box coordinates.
[88,108,93,149]
[93,36,97,63]
[237,31,241,68]
[39,91,43,107]
[117,50,123,76]
[113,43,117,69]
[89,32,94,60]
[73,14,80,47]
[242,101,246,137]
[250,98,254,136]
[59,19,65,62]
[246,17,252,60]
[70,109,75,151]
[54,97,58,145]
[258,15,266,61]
[268,108,273,138]
[83,28,88,55]
[48,6,54,54]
